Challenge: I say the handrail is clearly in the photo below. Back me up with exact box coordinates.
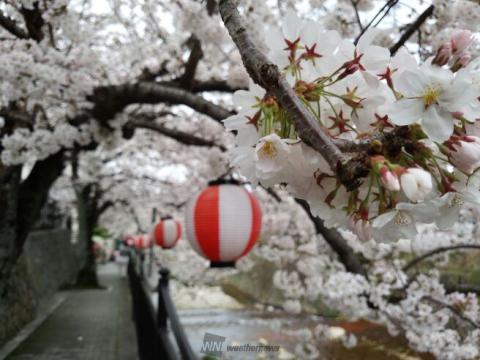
[127,250,197,360]
[157,268,197,360]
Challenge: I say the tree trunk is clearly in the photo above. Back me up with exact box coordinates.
[74,184,100,288]
[0,152,65,295]
[0,167,22,297]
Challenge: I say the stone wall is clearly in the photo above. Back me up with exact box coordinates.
[0,229,81,346]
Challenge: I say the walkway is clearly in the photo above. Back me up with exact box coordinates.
[5,264,138,360]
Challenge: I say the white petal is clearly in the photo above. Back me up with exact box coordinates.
[436,207,459,230]
[263,27,284,52]
[400,222,418,240]
[421,106,454,142]
[233,90,256,108]
[282,10,302,40]
[357,28,379,51]
[223,113,251,130]
[299,20,319,47]
[372,211,396,228]
[389,99,424,126]
[395,70,428,97]
[236,126,260,146]
[391,48,417,72]
[361,45,390,71]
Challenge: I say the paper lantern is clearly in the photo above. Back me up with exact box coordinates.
[134,234,151,249]
[185,184,262,267]
[124,235,135,247]
[153,217,181,249]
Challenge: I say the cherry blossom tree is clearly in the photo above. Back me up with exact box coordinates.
[1,0,480,358]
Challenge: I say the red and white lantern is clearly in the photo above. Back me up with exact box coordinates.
[124,235,135,247]
[153,218,181,249]
[185,184,262,267]
[134,234,151,250]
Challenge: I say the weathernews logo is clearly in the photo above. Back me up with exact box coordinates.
[200,332,280,358]
[200,332,226,357]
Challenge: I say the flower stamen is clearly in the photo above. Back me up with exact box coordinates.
[258,141,278,158]
[422,86,440,107]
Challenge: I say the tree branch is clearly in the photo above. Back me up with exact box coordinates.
[190,79,246,93]
[206,0,218,15]
[89,81,233,123]
[389,5,434,55]
[423,295,480,329]
[219,0,369,190]
[179,35,203,89]
[0,11,29,39]
[128,118,226,151]
[354,0,398,44]
[20,2,45,42]
[16,151,65,256]
[295,198,368,278]
[350,0,364,31]
[403,244,480,272]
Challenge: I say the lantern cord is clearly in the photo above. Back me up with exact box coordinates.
[208,166,246,186]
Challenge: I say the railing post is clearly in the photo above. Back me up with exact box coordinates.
[139,252,145,278]
[157,268,169,328]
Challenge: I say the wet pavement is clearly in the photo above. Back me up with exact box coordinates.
[5,264,137,360]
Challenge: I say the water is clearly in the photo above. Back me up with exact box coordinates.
[151,284,432,359]
[176,307,433,359]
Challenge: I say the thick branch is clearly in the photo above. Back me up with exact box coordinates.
[20,3,45,42]
[334,126,412,155]
[219,0,368,190]
[207,0,218,15]
[129,118,226,151]
[158,78,246,93]
[0,11,29,39]
[190,79,246,93]
[295,198,368,278]
[89,81,232,123]
[16,151,65,256]
[98,200,114,217]
[389,5,434,55]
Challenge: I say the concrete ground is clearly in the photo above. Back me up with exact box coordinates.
[5,263,138,360]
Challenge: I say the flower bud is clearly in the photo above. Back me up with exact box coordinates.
[452,111,464,120]
[432,42,452,66]
[450,30,473,54]
[347,217,372,242]
[449,136,480,175]
[379,166,400,191]
[451,53,471,72]
[400,168,432,202]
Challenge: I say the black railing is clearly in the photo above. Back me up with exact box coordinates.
[127,251,196,360]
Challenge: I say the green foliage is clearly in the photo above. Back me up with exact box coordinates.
[93,226,111,239]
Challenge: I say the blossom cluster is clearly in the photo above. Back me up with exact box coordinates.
[225,11,480,244]
[254,189,480,360]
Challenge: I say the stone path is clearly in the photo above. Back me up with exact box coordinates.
[5,263,138,360]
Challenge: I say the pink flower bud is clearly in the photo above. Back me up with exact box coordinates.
[379,166,400,192]
[452,111,464,120]
[432,42,452,66]
[449,136,480,175]
[450,30,474,54]
[452,53,471,71]
[347,217,372,242]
